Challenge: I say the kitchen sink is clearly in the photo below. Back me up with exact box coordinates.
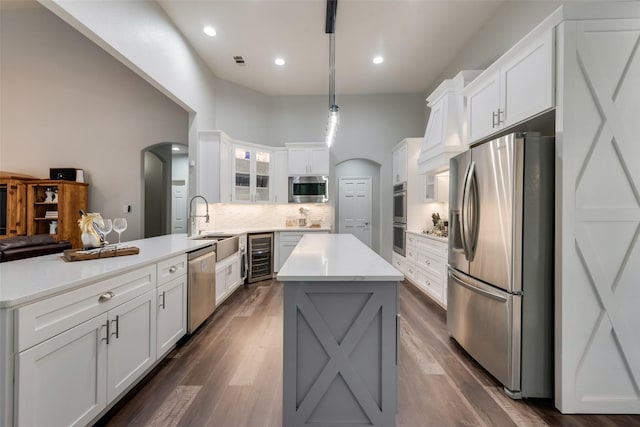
[193,234,239,262]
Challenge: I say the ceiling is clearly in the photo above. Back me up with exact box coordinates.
[157,0,509,96]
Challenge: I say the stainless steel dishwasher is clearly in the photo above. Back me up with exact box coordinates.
[187,244,216,333]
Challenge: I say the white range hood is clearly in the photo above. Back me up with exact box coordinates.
[418,70,482,175]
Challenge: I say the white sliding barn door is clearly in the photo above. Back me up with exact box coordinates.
[339,178,372,247]
[556,19,640,413]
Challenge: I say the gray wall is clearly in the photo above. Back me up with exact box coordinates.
[0,3,189,240]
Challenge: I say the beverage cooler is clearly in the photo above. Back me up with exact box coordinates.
[248,232,274,283]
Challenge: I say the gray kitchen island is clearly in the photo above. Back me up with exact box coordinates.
[277,233,403,427]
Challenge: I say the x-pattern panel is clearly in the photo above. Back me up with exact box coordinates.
[295,291,385,425]
[573,24,640,397]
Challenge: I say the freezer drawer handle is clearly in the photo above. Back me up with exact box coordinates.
[449,270,508,303]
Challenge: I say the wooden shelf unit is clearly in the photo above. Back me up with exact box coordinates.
[26,180,88,249]
[0,177,30,239]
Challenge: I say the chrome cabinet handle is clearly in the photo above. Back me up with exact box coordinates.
[111,315,119,339]
[99,291,114,302]
[492,111,499,128]
[498,109,505,124]
[160,291,166,309]
[169,266,177,273]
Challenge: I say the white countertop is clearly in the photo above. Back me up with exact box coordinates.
[277,234,403,282]
[197,225,331,237]
[0,234,212,309]
[406,229,448,243]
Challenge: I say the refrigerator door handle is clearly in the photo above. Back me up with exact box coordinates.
[468,163,479,261]
[449,269,508,303]
[461,161,475,261]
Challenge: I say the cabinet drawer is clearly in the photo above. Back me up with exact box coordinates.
[415,235,447,258]
[406,263,417,282]
[391,253,406,274]
[15,265,156,352]
[415,267,444,303]
[157,254,187,285]
[406,243,417,263]
[279,232,304,243]
[415,250,445,280]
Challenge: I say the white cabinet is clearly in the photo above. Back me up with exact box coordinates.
[15,313,108,427]
[273,149,289,204]
[418,70,482,174]
[197,130,232,203]
[404,232,448,308]
[14,288,157,427]
[232,145,273,203]
[392,143,408,185]
[215,254,242,306]
[464,30,554,144]
[156,275,187,358]
[287,144,330,176]
[106,290,157,401]
[275,231,329,271]
[424,172,449,203]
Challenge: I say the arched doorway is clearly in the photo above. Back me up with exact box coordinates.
[142,142,188,237]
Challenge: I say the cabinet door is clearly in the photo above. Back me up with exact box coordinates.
[273,150,289,203]
[254,149,272,202]
[278,240,300,271]
[107,290,157,402]
[501,30,554,128]
[215,263,228,306]
[287,148,309,175]
[392,144,408,184]
[308,147,330,175]
[157,275,187,358]
[466,73,500,143]
[226,256,242,293]
[233,147,252,203]
[15,313,108,427]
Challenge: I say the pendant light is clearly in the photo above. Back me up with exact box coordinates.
[325,0,339,147]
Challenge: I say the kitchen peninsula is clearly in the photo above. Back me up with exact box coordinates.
[0,234,214,427]
[277,234,403,427]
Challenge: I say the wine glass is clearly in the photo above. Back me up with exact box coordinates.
[96,219,112,246]
[113,218,127,245]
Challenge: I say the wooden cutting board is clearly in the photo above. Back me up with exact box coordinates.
[62,246,139,262]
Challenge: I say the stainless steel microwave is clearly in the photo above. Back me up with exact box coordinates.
[288,176,328,203]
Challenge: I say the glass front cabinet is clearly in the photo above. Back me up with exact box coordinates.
[232,146,272,203]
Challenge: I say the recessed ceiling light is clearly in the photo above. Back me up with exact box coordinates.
[172,146,180,151]
[203,26,216,37]
[274,58,285,66]
[373,56,384,65]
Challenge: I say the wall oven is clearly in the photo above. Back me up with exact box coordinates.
[393,222,406,256]
[393,183,407,223]
[289,176,328,203]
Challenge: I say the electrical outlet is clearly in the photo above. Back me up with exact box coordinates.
[123,205,131,213]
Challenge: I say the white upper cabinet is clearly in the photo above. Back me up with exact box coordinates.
[197,130,232,203]
[273,149,289,204]
[286,144,330,176]
[464,29,555,144]
[232,145,273,203]
[418,70,482,174]
[392,142,408,185]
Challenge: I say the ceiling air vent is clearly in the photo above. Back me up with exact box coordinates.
[233,55,247,66]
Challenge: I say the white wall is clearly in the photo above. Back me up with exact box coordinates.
[0,3,188,240]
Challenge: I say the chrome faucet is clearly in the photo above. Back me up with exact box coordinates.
[187,195,210,237]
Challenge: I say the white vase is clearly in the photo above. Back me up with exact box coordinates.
[81,232,100,249]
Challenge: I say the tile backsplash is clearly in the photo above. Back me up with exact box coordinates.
[197,203,333,232]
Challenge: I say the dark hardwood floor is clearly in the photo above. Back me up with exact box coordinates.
[97,279,640,427]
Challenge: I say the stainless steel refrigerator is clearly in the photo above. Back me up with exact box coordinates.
[447,132,554,398]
